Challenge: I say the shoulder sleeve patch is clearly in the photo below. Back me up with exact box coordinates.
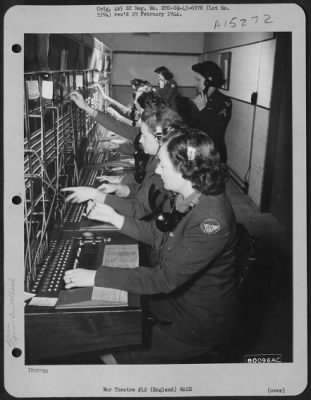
[200,218,221,234]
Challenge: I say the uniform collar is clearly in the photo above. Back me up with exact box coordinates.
[206,89,219,102]
[175,191,201,213]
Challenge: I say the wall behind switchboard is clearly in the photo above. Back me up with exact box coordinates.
[202,33,276,209]
[202,32,274,52]
[111,53,199,87]
[94,33,204,53]
[111,53,199,104]
[95,33,202,105]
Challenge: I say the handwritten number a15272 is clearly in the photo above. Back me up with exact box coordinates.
[229,17,237,28]
[213,14,273,30]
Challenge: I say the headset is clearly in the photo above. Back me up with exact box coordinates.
[155,125,163,142]
[201,62,225,94]
[142,188,193,232]
[144,188,199,233]
[203,76,215,95]
[155,207,192,232]
[142,129,201,231]
[155,121,187,144]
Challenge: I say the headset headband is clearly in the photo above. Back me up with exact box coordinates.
[155,125,163,142]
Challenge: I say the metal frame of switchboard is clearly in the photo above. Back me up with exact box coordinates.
[23,58,112,293]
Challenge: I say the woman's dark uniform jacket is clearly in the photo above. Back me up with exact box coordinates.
[95,192,239,348]
[157,80,179,110]
[177,91,232,163]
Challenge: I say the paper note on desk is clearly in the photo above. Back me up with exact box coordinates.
[119,158,135,165]
[110,167,124,172]
[102,244,139,269]
[56,287,127,308]
[29,297,58,307]
[92,286,127,305]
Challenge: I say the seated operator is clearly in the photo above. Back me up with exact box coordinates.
[62,99,184,268]
[70,88,140,143]
[94,79,154,127]
[99,83,157,184]
[62,98,183,220]
[70,87,158,184]
[63,127,239,364]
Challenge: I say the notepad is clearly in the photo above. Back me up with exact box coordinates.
[55,244,138,309]
[102,244,139,269]
[56,287,128,308]
[29,297,58,307]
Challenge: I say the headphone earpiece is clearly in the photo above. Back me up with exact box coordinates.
[204,75,214,87]
[156,210,187,232]
[155,125,163,142]
[155,202,197,232]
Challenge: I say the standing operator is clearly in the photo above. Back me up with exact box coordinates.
[176,61,232,163]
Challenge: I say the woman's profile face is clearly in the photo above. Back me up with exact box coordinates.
[139,122,159,155]
[194,72,205,92]
[155,144,184,192]
[157,74,166,89]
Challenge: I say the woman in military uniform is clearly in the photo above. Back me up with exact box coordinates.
[176,61,232,163]
[154,66,179,110]
[62,100,182,220]
[63,127,239,364]
[89,80,155,183]
[93,79,154,127]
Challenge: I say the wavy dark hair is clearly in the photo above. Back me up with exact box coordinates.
[130,88,158,125]
[141,101,183,135]
[136,91,164,110]
[130,78,150,90]
[130,79,153,102]
[154,66,174,81]
[162,128,227,195]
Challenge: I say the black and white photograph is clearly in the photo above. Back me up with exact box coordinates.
[2,2,309,398]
